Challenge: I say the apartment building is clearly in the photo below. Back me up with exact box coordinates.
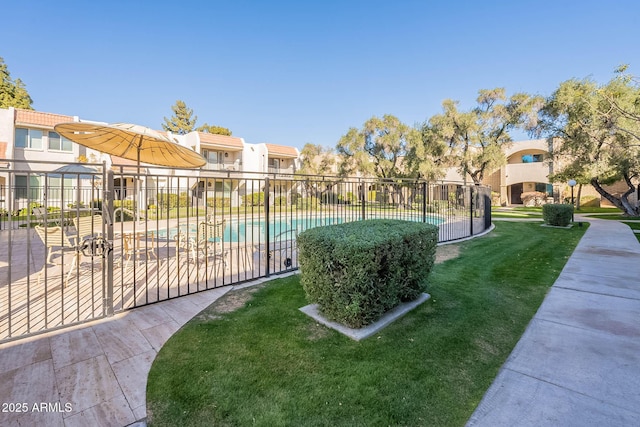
[0,107,300,210]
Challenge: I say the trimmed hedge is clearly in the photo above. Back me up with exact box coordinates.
[298,219,438,328]
[543,203,573,226]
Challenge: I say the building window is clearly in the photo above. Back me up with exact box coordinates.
[522,154,543,163]
[15,128,43,149]
[48,131,73,152]
[534,182,553,196]
[14,175,42,200]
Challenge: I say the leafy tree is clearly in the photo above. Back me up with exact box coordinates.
[426,88,542,185]
[295,143,337,198]
[196,123,232,136]
[0,57,33,109]
[297,143,336,176]
[540,72,640,216]
[336,114,421,179]
[162,100,197,134]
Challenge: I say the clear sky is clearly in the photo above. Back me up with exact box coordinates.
[3,0,640,149]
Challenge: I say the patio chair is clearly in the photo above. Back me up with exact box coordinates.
[187,221,228,271]
[33,207,61,226]
[121,231,157,270]
[34,225,80,287]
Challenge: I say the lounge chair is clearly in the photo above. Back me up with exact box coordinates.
[34,225,80,287]
[73,214,104,243]
[33,207,61,226]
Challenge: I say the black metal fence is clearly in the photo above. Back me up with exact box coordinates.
[0,160,491,342]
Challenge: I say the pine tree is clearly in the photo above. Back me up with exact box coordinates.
[162,100,197,134]
[0,57,33,109]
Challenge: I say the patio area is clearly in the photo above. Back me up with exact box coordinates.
[0,224,288,342]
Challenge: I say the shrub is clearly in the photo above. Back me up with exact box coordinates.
[206,197,231,209]
[321,192,339,204]
[521,191,547,207]
[243,192,264,206]
[273,195,288,207]
[114,199,136,210]
[296,196,319,210]
[345,192,356,203]
[157,192,190,209]
[298,219,438,328]
[542,203,573,226]
[491,191,501,206]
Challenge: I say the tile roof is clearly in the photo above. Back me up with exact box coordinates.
[110,155,149,173]
[198,132,243,150]
[265,143,298,158]
[15,109,73,128]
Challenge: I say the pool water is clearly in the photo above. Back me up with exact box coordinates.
[157,215,443,243]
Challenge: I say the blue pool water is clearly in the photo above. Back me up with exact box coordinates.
[157,215,443,243]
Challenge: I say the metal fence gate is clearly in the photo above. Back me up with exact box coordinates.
[0,160,491,342]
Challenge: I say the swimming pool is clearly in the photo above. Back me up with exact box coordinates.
[157,215,444,243]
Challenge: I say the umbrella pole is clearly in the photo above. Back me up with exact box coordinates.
[137,143,141,224]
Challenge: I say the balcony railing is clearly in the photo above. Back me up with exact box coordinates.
[268,166,295,174]
[203,161,242,172]
[505,162,548,185]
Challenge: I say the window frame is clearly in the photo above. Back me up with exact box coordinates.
[15,128,44,150]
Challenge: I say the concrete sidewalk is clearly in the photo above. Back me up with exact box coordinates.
[468,218,640,426]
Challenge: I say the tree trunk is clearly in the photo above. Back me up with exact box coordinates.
[590,178,639,216]
[576,184,583,210]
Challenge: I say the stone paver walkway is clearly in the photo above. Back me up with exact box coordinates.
[0,279,273,426]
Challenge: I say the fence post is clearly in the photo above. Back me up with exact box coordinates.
[360,180,366,221]
[469,185,474,236]
[484,188,492,230]
[422,182,427,223]
[264,177,270,277]
[104,169,114,317]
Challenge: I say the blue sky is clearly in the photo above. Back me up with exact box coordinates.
[4,0,640,149]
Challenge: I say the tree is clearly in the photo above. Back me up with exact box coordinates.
[0,57,33,109]
[426,88,542,185]
[295,143,337,198]
[336,114,421,179]
[196,123,232,136]
[540,73,640,216]
[162,100,197,134]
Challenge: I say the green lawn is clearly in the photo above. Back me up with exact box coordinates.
[147,222,587,427]
[584,214,640,220]
[492,211,542,218]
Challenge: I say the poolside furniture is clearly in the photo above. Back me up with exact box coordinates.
[33,207,61,226]
[121,231,157,271]
[73,214,103,243]
[180,221,228,272]
[34,225,80,287]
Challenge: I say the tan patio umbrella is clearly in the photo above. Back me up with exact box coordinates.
[54,122,206,221]
[53,122,205,168]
